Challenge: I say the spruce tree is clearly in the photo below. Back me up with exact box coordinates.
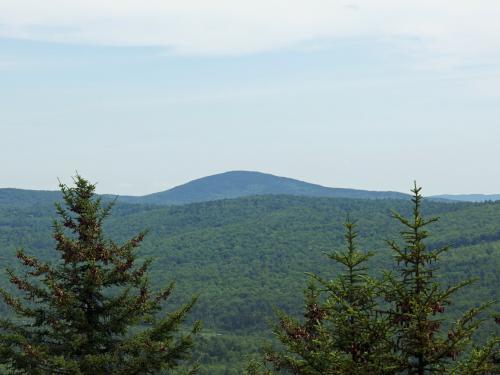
[249,220,393,374]
[385,182,498,374]
[0,175,200,374]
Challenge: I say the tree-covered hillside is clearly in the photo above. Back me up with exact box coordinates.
[0,188,61,208]
[432,194,500,202]
[122,171,410,204]
[0,195,499,373]
[1,171,410,208]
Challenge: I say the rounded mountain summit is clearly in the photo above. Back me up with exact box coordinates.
[118,171,409,205]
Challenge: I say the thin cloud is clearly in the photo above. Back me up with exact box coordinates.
[0,1,499,62]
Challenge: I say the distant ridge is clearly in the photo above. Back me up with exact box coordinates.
[0,188,61,207]
[430,194,500,202]
[5,171,497,206]
[117,171,409,205]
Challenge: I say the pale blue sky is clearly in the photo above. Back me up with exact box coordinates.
[1,2,500,195]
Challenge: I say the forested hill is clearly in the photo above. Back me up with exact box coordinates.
[1,171,409,207]
[0,188,61,207]
[432,193,500,202]
[0,193,499,373]
[118,171,410,204]
[5,172,500,206]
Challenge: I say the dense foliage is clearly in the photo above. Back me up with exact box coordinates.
[384,184,496,374]
[250,185,499,374]
[0,191,499,373]
[251,220,395,374]
[0,177,199,374]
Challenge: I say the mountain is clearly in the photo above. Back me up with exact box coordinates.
[6,172,500,206]
[117,171,410,204]
[431,194,500,202]
[0,188,61,207]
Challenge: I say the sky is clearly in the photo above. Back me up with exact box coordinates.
[1,1,500,196]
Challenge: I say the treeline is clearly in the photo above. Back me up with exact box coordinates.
[0,177,499,373]
[248,185,499,374]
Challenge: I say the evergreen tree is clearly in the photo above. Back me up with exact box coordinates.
[0,176,200,374]
[385,182,497,374]
[249,220,393,374]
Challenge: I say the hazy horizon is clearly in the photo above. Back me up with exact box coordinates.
[2,169,500,198]
[1,2,499,196]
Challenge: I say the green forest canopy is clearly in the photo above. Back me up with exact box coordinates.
[0,194,499,373]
